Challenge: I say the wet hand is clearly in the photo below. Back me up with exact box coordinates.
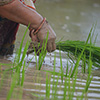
[36,20,56,52]
[29,18,56,55]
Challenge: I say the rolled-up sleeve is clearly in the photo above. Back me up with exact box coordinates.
[0,0,15,6]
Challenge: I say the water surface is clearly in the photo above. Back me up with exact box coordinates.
[16,0,100,46]
[1,0,100,99]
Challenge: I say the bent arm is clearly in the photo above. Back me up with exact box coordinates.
[0,0,43,29]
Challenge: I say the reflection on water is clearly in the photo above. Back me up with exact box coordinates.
[23,67,100,100]
[1,50,100,99]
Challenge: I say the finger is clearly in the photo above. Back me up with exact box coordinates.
[29,29,34,37]
[47,41,52,53]
[52,42,56,52]
[31,33,39,42]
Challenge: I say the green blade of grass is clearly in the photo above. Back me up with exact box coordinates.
[7,72,18,100]
[59,50,64,83]
[21,60,26,86]
[71,26,93,78]
[16,24,30,64]
[46,72,51,99]
[38,32,49,70]
[63,77,68,100]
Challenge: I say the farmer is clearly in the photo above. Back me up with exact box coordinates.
[0,0,56,56]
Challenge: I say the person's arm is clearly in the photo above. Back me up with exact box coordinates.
[0,0,56,52]
[0,0,43,29]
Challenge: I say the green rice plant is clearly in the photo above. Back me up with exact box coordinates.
[16,40,29,85]
[88,30,92,73]
[0,63,12,67]
[46,27,94,99]
[0,24,96,100]
[75,46,78,57]
[29,49,93,100]
[7,72,18,100]
[63,77,68,100]
[52,74,60,100]
[67,72,71,99]
[59,50,64,83]
[80,35,93,100]
[48,53,57,99]
[56,25,100,68]
[70,65,78,99]
[65,60,69,77]
[6,25,31,100]
[91,23,97,45]
[46,72,51,99]
[52,53,56,96]
[16,24,30,65]
[32,32,49,70]
[82,53,86,73]
[31,93,45,100]
[34,45,38,69]
[85,32,93,93]
[38,32,49,70]
[51,53,61,100]
[21,60,26,86]
[93,33,98,46]
[80,65,93,99]
[70,26,94,77]
[67,63,75,99]
[28,32,48,70]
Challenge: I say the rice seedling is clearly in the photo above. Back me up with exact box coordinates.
[80,48,93,100]
[65,60,69,77]
[56,27,100,68]
[16,24,30,64]
[46,72,51,99]
[59,50,64,83]
[37,32,49,70]
[0,25,98,100]
[21,60,26,86]
[84,32,93,93]
[7,72,18,100]
[6,25,30,100]
[82,53,86,73]
[51,53,61,100]
[63,77,67,100]
[30,31,49,70]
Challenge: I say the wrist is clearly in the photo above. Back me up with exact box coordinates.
[30,17,46,35]
[30,15,43,30]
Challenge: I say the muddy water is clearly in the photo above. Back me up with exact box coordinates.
[0,0,100,99]
[16,0,100,46]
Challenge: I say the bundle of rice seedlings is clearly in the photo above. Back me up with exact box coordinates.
[56,40,100,67]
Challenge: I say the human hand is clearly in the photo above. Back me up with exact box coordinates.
[30,18,56,53]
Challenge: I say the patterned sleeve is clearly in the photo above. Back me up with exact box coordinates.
[0,0,15,6]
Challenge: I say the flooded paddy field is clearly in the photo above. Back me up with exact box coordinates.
[0,50,100,100]
[0,0,100,100]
